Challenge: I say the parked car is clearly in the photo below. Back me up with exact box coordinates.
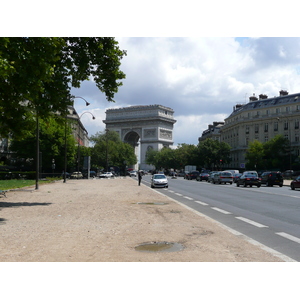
[185,171,200,180]
[129,171,137,177]
[83,171,97,178]
[212,171,233,184]
[260,171,283,187]
[61,171,70,179]
[70,171,83,179]
[177,172,186,177]
[99,172,114,178]
[151,174,168,188]
[290,176,300,190]
[236,173,261,187]
[196,172,209,181]
[208,171,218,183]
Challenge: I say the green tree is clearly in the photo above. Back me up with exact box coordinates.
[263,135,291,170]
[174,144,198,169]
[196,139,231,169]
[245,140,265,170]
[90,131,137,172]
[0,37,126,138]
[9,117,76,171]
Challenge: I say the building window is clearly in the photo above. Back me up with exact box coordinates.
[284,134,289,140]
[284,121,289,130]
[286,106,290,112]
[295,135,299,143]
[264,123,268,132]
[295,120,299,129]
[274,122,278,131]
[255,124,259,133]
[297,105,300,111]
[246,125,249,134]
[246,137,249,146]
[265,135,268,142]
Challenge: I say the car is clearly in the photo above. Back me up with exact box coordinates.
[177,172,186,177]
[70,171,83,179]
[212,171,233,184]
[196,172,209,181]
[260,171,283,187]
[207,171,218,183]
[290,176,300,190]
[129,171,137,177]
[151,174,168,188]
[236,173,261,187]
[185,171,200,180]
[99,172,114,178]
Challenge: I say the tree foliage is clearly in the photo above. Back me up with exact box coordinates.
[0,37,126,138]
[9,117,76,171]
[90,131,137,171]
[196,139,231,169]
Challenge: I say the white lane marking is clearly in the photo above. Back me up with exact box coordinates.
[168,190,174,193]
[276,232,300,244]
[175,193,182,196]
[183,196,194,200]
[211,207,232,214]
[195,200,209,206]
[235,217,268,228]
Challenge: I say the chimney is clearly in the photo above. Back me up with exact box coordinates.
[259,94,268,100]
[279,90,288,96]
[249,93,258,101]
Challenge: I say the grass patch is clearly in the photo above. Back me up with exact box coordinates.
[0,177,61,190]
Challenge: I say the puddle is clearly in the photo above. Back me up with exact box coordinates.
[135,241,184,253]
[136,202,168,205]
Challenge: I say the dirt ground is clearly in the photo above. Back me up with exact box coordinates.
[0,176,292,262]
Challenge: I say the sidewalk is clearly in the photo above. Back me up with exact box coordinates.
[0,177,293,262]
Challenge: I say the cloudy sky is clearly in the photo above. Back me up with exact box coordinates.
[71,37,300,147]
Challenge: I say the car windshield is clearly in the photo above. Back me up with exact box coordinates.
[245,174,257,178]
[154,175,166,179]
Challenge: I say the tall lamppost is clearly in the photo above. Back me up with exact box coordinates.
[105,129,109,172]
[63,96,91,183]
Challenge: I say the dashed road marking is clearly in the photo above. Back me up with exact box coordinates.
[211,207,232,214]
[195,200,209,206]
[235,217,268,228]
[276,232,300,244]
[183,196,194,200]
[175,193,182,196]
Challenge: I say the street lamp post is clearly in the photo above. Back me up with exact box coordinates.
[64,96,91,183]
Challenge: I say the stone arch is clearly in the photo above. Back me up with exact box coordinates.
[103,105,176,170]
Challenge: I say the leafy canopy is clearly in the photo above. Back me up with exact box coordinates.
[0,37,126,138]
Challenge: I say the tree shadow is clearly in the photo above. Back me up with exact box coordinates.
[0,202,52,208]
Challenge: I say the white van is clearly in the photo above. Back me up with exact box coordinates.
[224,170,239,175]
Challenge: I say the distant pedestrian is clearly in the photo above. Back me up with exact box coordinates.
[138,170,142,186]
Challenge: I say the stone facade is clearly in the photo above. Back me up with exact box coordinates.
[219,91,300,169]
[103,104,176,170]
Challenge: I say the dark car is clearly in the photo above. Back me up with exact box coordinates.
[196,172,209,181]
[236,173,261,187]
[291,176,300,190]
[233,173,242,183]
[185,171,200,180]
[260,171,283,187]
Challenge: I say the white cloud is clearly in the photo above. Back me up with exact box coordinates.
[73,37,300,146]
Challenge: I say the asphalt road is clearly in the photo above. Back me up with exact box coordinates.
[140,175,300,261]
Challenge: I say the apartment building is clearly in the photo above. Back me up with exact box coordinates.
[219,90,300,169]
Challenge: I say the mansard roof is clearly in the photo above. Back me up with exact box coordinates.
[228,92,300,119]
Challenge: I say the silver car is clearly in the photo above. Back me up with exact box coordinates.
[212,171,233,184]
[151,174,168,188]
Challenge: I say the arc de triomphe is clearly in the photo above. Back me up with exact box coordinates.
[103,104,176,170]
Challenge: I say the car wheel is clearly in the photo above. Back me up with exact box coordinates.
[230,182,232,185]
[291,184,295,190]
[250,185,252,187]
[243,182,247,187]
[257,184,261,188]
[236,182,239,187]
[279,184,283,187]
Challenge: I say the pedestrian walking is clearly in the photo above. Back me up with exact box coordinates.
[138,170,142,186]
